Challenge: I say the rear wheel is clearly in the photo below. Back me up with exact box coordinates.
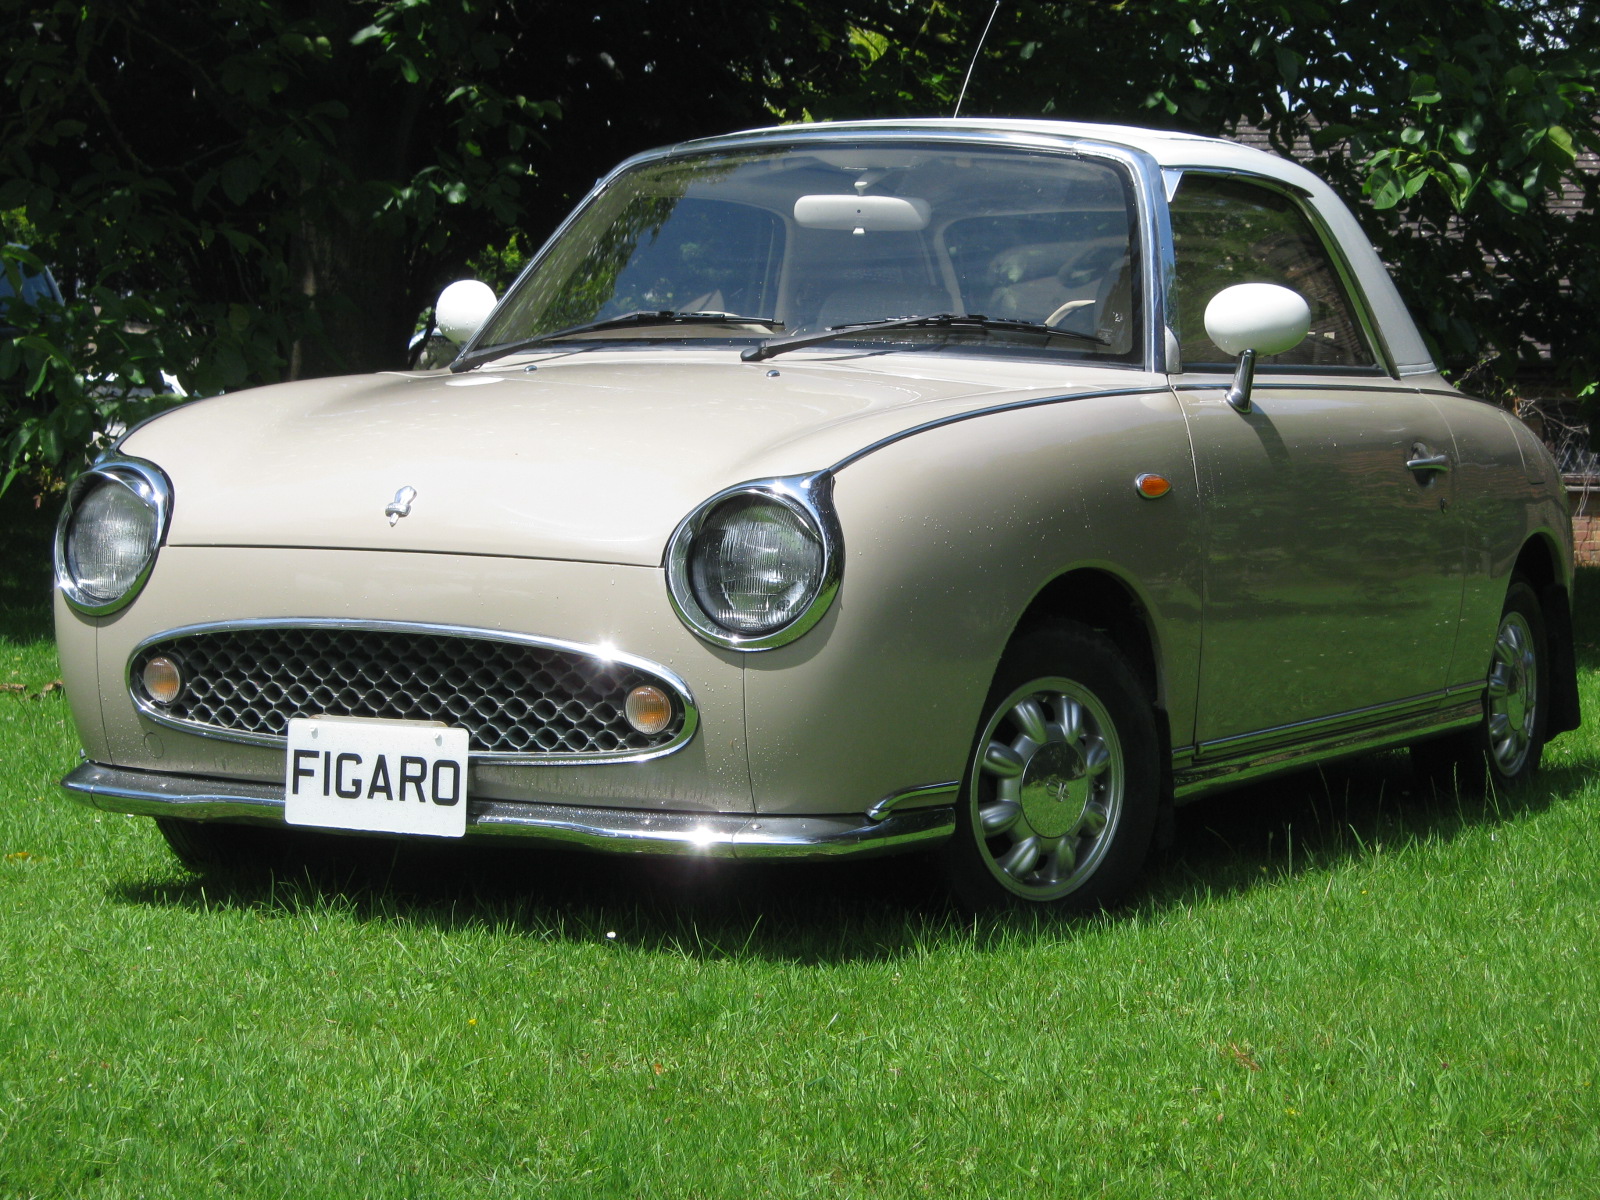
[1413,579,1548,790]
[938,623,1159,911]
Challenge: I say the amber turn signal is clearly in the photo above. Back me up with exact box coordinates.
[624,686,674,735]
[1134,473,1172,499]
[141,655,184,705]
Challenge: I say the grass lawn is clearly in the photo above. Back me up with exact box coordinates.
[3,487,1598,1198]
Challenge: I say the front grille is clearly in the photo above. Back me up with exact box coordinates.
[129,624,690,760]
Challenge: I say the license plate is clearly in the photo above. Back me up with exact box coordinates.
[284,715,469,838]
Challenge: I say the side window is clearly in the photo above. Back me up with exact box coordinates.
[1169,175,1377,370]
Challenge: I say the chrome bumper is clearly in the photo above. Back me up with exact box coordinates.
[61,762,954,860]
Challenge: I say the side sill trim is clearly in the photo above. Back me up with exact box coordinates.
[1179,684,1483,765]
[1171,695,1482,802]
[60,763,954,861]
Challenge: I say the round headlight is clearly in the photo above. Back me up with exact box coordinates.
[55,459,171,615]
[666,475,842,650]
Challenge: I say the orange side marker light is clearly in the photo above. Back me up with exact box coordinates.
[1135,473,1172,500]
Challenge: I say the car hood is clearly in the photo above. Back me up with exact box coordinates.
[126,349,1153,566]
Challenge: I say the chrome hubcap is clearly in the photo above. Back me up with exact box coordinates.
[1485,611,1538,776]
[971,680,1122,899]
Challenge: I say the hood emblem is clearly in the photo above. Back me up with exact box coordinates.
[385,485,417,526]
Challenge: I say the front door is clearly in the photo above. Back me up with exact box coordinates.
[1164,171,1465,752]
[1179,381,1464,750]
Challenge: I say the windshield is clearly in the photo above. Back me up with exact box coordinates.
[477,142,1143,364]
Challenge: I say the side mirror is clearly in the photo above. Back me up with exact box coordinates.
[435,280,498,346]
[1203,283,1311,413]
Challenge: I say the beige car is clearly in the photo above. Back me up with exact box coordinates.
[53,119,1579,909]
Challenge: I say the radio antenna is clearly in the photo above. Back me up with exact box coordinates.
[953,1,1002,118]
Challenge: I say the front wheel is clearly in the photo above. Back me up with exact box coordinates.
[938,623,1159,911]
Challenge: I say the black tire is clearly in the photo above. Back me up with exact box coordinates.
[155,818,288,873]
[1412,578,1549,791]
[937,622,1159,911]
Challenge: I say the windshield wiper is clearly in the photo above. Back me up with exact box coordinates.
[454,310,782,372]
[740,313,1109,363]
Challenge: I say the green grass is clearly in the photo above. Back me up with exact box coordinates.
[3,488,1599,1198]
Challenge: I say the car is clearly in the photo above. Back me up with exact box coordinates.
[52,118,1580,909]
[0,245,63,337]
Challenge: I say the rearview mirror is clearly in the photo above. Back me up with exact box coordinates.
[793,194,931,233]
[1203,283,1311,412]
[435,280,498,346]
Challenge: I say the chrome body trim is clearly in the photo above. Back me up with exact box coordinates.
[61,763,954,860]
[1174,381,1425,396]
[664,471,843,652]
[827,386,1161,474]
[54,457,173,616]
[125,618,700,765]
[1170,687,1484,800]
[866,780,961,821]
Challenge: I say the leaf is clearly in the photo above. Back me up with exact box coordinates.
[219,158,259,206]
[35,424,60,464]
[1544,124,1576,164]
[1401,126,1424,146]
[1366,165,1409,210]
[1408,74,1442,105]
[1486,178,1529,213]
[1273,46,1302,84]
[1449,126,1477,156]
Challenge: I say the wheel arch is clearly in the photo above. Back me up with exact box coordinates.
[1513,534,1581,736]
[1009,567,1175,795]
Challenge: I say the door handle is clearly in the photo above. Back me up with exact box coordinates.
[1406,444,1450,473]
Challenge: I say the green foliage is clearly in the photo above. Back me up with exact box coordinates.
[0,246,182,493]
[0,1,896,492]
[1,0,1595,495]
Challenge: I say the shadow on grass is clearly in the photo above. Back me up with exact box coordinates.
[1146,749,1575,911]
[0,485,59,646]
[104,740,1585,964]
[109,838,978,965]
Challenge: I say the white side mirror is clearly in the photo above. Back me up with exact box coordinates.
[1202,283,1311,412]
[435,280,498,345]
[1204,283,1310,357]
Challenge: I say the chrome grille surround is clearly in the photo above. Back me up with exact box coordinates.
[127,619,698,764]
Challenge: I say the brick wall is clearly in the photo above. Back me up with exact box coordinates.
[1570,486,1600,566]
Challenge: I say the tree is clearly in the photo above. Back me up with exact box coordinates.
[3,0,1594,493]
[0,0,909,487]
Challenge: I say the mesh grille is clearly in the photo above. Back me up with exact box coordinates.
[130,626,683,757]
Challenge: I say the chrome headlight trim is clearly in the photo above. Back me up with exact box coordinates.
[665,471,843,652]
[54,457,173,616]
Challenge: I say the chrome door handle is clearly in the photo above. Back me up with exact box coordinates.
[1406,445,1450,473]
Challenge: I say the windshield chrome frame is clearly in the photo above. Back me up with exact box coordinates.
[457,126,1176,374]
